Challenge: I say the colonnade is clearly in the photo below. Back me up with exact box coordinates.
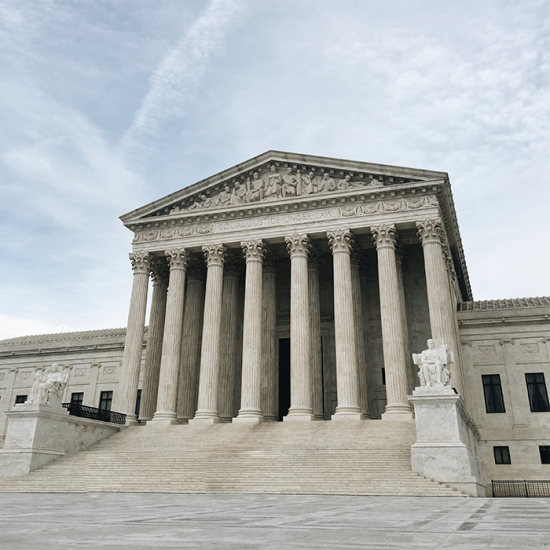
[116,218,461,424]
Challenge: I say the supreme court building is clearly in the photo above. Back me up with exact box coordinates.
[1,151,549,496]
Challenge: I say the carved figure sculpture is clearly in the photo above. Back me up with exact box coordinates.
[265,166,282,198]
[247,172,264,202]
[413,339,452,387]
[337,175,352,190]
[218,185,232,206]
[230,182,247,205]
[318,173,335,193]
[301,171,317,195]
[281,167,298,198]
[25,364,69,405]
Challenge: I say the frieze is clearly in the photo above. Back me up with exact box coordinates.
[133,224,214,243]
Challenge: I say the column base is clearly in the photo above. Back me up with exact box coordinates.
[284,408,315,422]
[233,415,263,424]
[124,414,140,426]
[382,405,414,421]
[150,412,179,425]
[332,405,364,420]
[189,410,221,425]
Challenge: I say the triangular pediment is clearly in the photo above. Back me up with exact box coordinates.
[120,151,447,225]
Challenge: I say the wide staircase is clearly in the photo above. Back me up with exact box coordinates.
[0,420,463,496]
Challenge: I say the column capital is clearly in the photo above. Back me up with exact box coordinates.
[371,224,397,250]
[263,248,280,273]
[165,248,189,271]
[286,234,310,258]
[416,218,444,245]
[129,251,151,274]
[327,228,354,254]
[308,244,322,269]
[203,244,227,267]
[241,239,265,263]
[149,256,169,284]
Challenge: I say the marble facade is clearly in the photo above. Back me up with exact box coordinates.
[0,152,549,493]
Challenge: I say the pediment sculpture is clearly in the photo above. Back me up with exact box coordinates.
[168,165,387,215]
[413,339,453,387]
[26,363,69,405]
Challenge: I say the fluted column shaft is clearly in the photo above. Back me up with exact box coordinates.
[218,259,241,422]
[176,265,205,423]
[328,229,363,419]
[192,244,226,423]
[350,251,370,418]
[152,249,189,424]
[235,240,265,422]
[117,252,150,422]
[309,249,324,420]
[371,224,412,420]
[284,234,314,420]
[417,219,464,395]
[261,255,279,422]
[139,258,168,421]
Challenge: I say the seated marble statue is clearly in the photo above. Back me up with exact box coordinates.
[26,363,68,405]
[413,339,452,387]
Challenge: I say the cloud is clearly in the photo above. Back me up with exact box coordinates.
[118,0,246,164]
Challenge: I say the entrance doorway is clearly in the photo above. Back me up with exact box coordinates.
[278,338,291,421]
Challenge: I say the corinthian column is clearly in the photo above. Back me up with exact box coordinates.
[117,252,150,422]
[176,258,205,423]
[139,257,168,422]
[327,229,363,420]
[309,245,325,420]
[261,250,279,422]
[151,248,189,424]
[371,224,412,420]
[191,243,226,423]
[416,219,464,395]
[350,245,370,418]
[284,234,314,421]
[218,254,242,422]
[235,240,265,423]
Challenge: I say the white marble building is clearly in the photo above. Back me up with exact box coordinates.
[1,151,549,492]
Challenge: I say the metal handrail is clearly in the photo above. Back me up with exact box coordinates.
[492,480,550,497]
[62,403,126,425]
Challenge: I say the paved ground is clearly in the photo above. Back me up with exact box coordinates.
[0,493,549,549]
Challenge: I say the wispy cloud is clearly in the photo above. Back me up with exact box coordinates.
[118,0,245,164]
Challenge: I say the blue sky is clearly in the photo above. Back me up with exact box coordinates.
[1,0,549,339]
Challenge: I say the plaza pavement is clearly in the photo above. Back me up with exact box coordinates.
[0,493,548,549]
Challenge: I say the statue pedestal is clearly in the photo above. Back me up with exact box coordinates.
[0,396,122,478]
[408,387,486,497]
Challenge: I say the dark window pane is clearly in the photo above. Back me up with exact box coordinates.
[135,389,142,418]
[99,391,113,412]
[526,373,550,413]
[540,446,550,465]
[381,368,386,386]
[70,392,84,406]
[15,395,27,404]
[494,446,511,464]
[482,374,506,413]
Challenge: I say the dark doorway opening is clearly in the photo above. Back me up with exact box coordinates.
[278,338,291,421]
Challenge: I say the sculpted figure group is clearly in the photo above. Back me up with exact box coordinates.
[413,339,452,387]
[170,166,386,214]
[26,363,69,406]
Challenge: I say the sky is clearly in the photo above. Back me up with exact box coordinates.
[1,0,549,340]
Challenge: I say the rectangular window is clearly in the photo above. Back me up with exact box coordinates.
[381,368,386,386]
[494,446,511,464]
[70,392,84,406]
[135,389,142,418]
[540,446,550,465]
[525,373,550,412]
[15,395,27,405]
[99,391,113,412]
[482,374,506,413]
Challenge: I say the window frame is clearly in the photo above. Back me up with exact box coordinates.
[525,373,550,413]
[540,446,550,465]
[493,446,511,465]
[14,395,27,405]
[482,374,506,414]
[98,390,113,412]
[70,392,84,407]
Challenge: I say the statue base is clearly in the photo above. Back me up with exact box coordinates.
[408,388,486,497]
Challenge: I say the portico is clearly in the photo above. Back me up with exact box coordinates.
[116,151,472,425]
